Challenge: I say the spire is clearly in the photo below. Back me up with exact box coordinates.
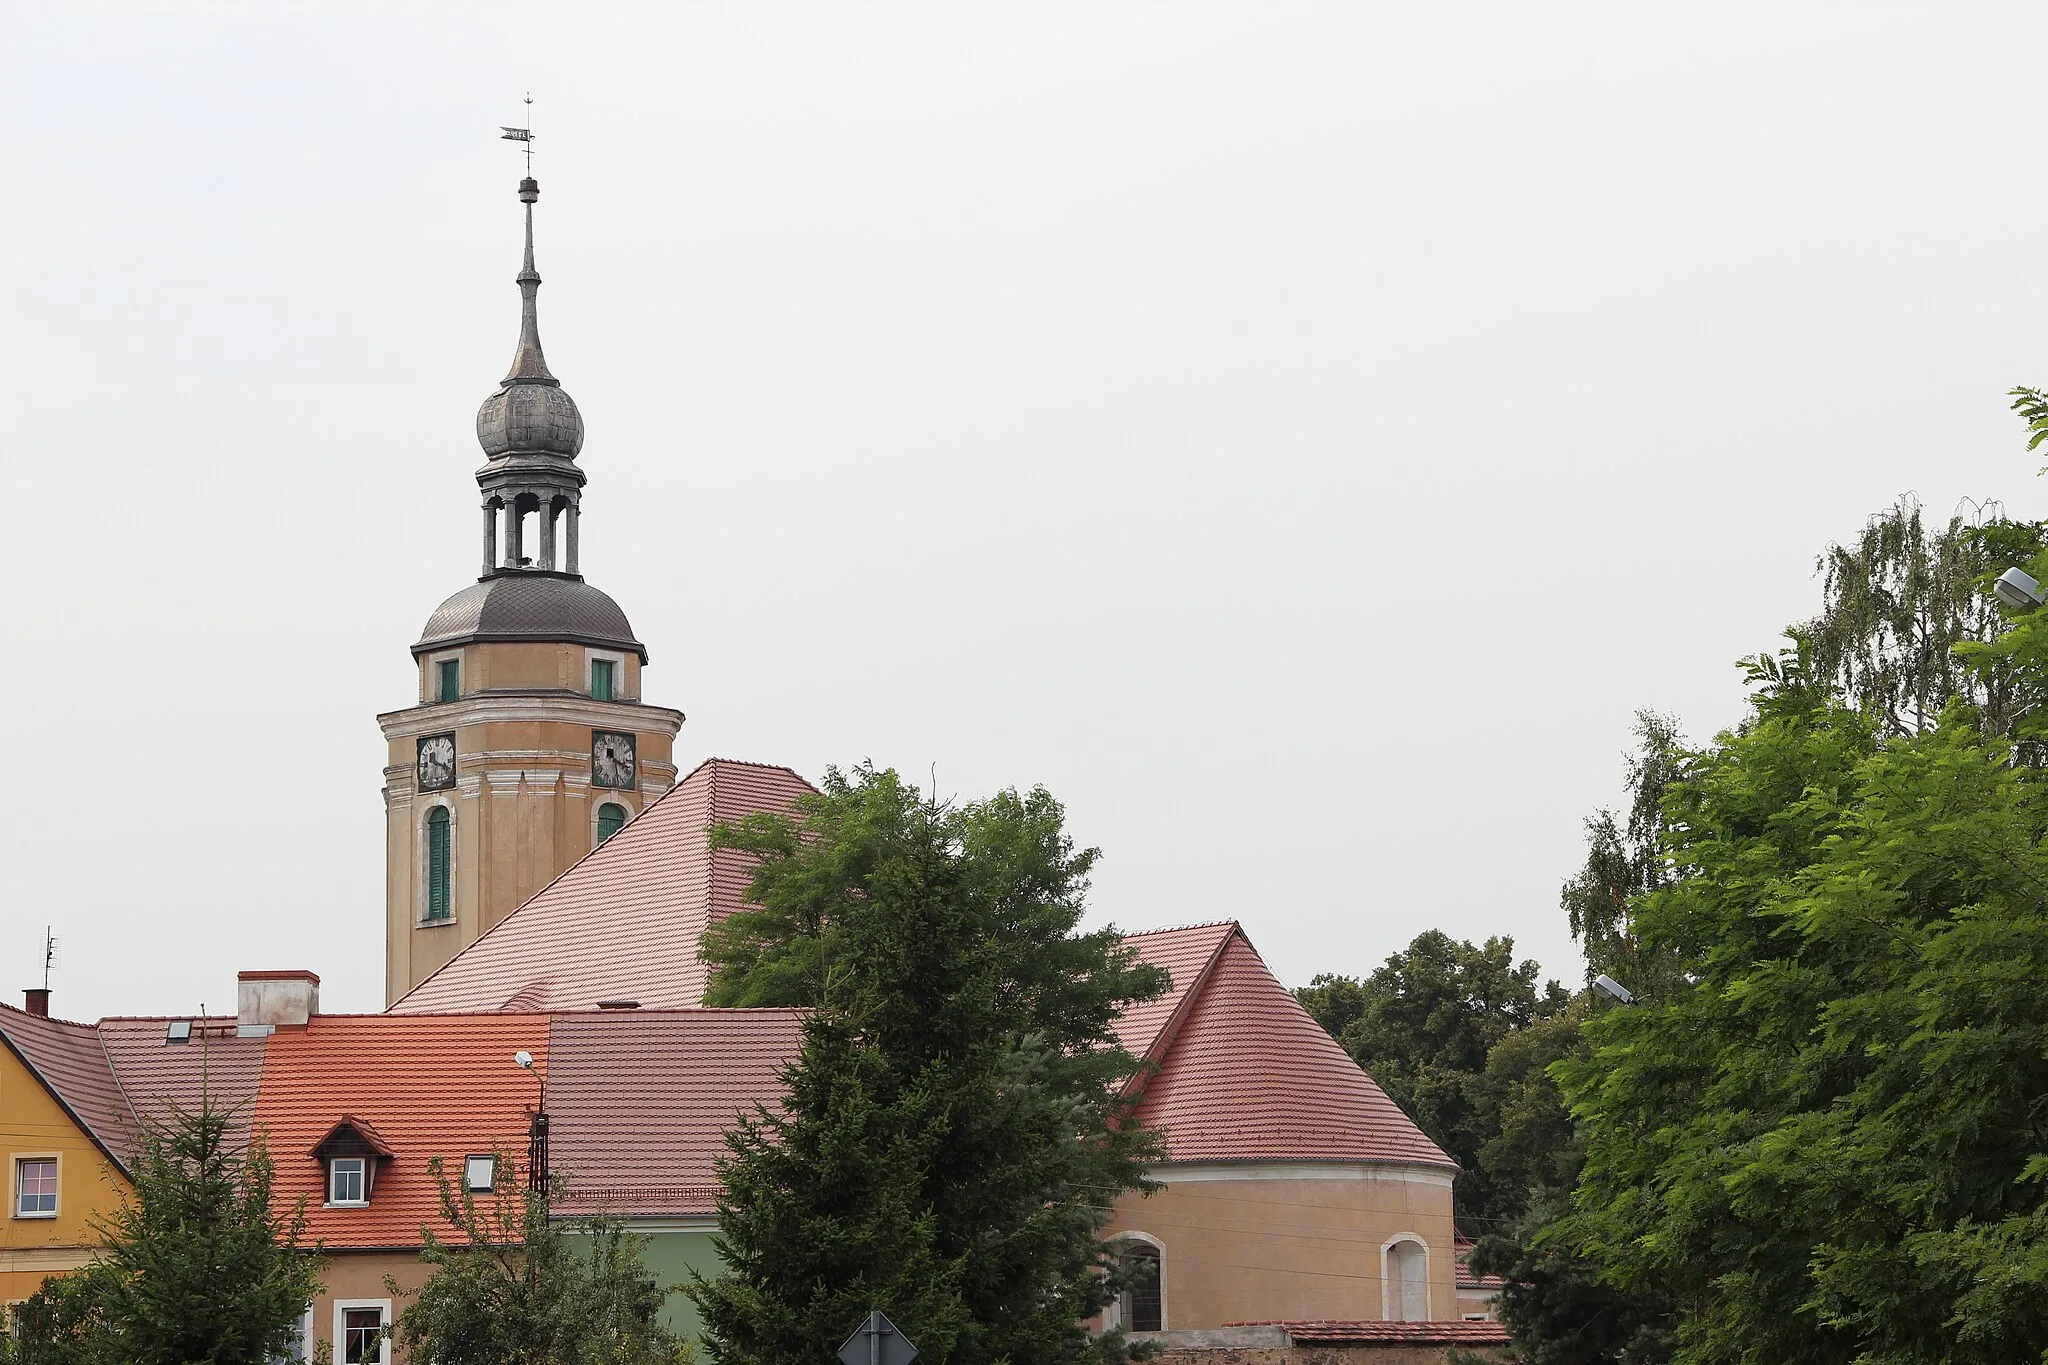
[503,177,559,386]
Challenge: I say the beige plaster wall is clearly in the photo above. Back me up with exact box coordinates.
[1103,1165,1458,1329]
[415,644,645,701]
[381,640,682,1004]
[309,1249,433,1363]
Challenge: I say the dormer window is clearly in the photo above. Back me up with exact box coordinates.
[329,1157,367,1206]
[312,1117,394,1208]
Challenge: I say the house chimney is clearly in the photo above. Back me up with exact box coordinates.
[24,988,49,1017]
[236,970,320,1037]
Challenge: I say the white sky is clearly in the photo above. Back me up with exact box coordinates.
[5,2,2045,1020]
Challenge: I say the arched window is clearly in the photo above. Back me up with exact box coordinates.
[425,807,452,921]
[1384,1237,1428,1322]
[596,803,628,845]
[1117,1240,1162,1333]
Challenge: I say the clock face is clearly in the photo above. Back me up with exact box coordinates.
[417,733,456,792]
[592,730,637,790]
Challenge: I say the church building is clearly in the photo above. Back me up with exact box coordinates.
[376,172,683,1004]
[370,170,1492,1342]
[2,169,1503,1360]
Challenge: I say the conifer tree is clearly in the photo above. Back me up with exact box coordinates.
[690,763,1168,1365]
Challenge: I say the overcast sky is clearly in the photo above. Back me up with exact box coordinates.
[5,2,2046,1020]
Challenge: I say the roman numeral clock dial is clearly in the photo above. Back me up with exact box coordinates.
[417,733,457,792]
[592,730,637,790]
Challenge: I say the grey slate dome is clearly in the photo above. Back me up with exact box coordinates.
[414,573,646,661]
[477,382,584,459]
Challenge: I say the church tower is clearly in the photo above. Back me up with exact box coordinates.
[378,173,684,1006]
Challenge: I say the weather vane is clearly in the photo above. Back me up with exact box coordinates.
[500,92,534,176]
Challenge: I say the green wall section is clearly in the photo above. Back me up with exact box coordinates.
[641,1227,724,1342]
[565,1222,724,1345]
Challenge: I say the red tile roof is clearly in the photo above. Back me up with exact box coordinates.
[1111,922,1238,1066]
[96,1015,266,1145]
[390,759,815,1014]
[1228,1320,1512,1346]
[545,1009,805,1217]
[250,1014,549,1248]
[1128,933,1454,1168]
[0,1002,134,1171]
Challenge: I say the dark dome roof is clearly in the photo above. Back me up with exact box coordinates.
[414,573,645,660]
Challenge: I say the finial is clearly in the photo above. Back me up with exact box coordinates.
[497,97,556,386]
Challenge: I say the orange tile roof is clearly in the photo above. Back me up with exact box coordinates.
[546,1009,805,1216]
[1228,1320,1511,1346]
[1128,932,1454,1168]
[391,759,815,1014]
[250,1014,549,1248]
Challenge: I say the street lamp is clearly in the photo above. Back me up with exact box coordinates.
[1995,567,2045,610]
[1592,974,1636,1005]
[515,1051,548,1193]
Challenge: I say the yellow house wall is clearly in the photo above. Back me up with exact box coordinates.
[0,1046,127,1303]
[1103,1165,1458,1329]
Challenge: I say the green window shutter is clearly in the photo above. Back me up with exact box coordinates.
[427,808,451,920]
[437,659,460,703]
[590,659,614,701]
[596,803,627,844]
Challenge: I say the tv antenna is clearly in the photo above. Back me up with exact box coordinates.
[41,926,56,991]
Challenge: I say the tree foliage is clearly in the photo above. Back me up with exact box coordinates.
[689,763,1168,1365]
[1553,636,2048,1363]
[1296,932,1566,1228]
[1558,711,1687,1001]
[393,1154,692,1365]
[1804,496,2044,739]
[1,1092,323,1365]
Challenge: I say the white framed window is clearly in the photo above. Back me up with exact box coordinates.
[333,1299,392,1365]
[418,797,457,926]
[268,1307,314,1363]
[586,648,626,701]
[13,1156,57,1218]
[465,1154,497,1192]
[425,650,462,704]
[1105,1231,1166,1333]
[328,1157,367,1206]
[1381,1234,1429,1322]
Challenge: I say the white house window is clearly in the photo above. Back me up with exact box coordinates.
[334,1301,391,1365]
[1385,1237,1428,1321]
[465,1155,497,1192]
[1118,1241,1163,1332]
[329,1157,367,1206]
[268,1308,313,1363]
[15,1159,56,1217]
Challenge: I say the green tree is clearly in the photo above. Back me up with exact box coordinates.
[3,1092,324,1365]
[1558,712,1688,1002]
[688,763,1168,1365]
[1805,495,2044,739]
[1296,932,1566,1227]
[393,1154,692,1365]
[1554,634,2048,1363]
